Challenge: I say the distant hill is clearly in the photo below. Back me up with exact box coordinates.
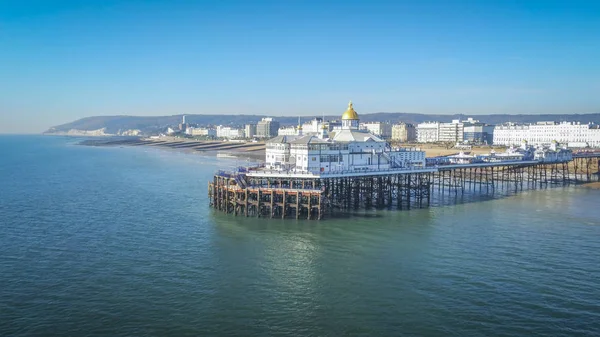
[45,112,600,135]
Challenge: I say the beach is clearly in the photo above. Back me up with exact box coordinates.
[79,137,506,163]
[79,137,266,161]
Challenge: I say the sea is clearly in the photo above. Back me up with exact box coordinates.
[1,135,600,337]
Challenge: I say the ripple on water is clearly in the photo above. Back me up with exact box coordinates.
[1,137,600,336]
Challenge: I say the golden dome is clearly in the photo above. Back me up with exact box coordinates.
[341,101,359,120]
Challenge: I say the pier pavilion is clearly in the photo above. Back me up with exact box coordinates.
[209,102,600,220]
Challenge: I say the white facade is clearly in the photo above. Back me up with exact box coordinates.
[265,135,297,170]
[534,141,573,162]
[282,134,425,174]
[417,122,440,142]
[216,126,244,139]
[300,118,326,135]
[388,148,426,168]
[263,102,426,174]
[462,124,493,144]
[534,148,573,163]
[493,122,600,148]
[438,121,464,143]
[417,118,487,143]
[361,122,392,139]
[278,126,298,136]
[588,127,600,147]
[244,124,257,138]
[256,118,280,138]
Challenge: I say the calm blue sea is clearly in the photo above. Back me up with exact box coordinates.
[1,135,600,336]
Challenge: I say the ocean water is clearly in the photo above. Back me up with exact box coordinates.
[1,135,600,337]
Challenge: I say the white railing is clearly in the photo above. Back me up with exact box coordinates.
[246,165,432,178]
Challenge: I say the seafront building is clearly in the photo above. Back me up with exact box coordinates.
[278,118,331,137]
[277,126,298,136]
[257,118,280,138]
[438,120,465,143]
[186,127,217,137]
[216,126,244,139]
[391,123,416,142]
[493,121,600,148]
[416,122,440,143]
[263,102,426,174]
[244,124,257,138]
[463,123,494,144]
[417,118,493,144]
[360,122,392,139]
[301,118,327,134]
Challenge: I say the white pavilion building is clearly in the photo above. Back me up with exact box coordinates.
[264,102,426,175]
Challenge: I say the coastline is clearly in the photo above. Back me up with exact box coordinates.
[78,137,266,162]
[580,181,600,189]
[64,133,504,160]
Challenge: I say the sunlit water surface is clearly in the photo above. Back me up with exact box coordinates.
[1,136,599,336]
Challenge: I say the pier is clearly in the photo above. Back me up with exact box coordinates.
[208,154,600,220]
[208,102,600,220]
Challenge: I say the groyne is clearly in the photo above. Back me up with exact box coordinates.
[79,137,266,159]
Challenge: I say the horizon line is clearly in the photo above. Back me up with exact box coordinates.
[69,111,600,119]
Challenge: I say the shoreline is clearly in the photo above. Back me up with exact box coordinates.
[78,137,266,162]
[580,181,600,189]
[65,134,503,159]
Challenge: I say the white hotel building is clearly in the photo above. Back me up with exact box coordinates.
[264,102,426,175]
[216,126,244,139]
[417,118,488,144]
[360,122,392,139]
[416,122,440,143]
[493,122,600,148]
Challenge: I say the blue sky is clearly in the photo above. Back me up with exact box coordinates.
[1,0,599,133]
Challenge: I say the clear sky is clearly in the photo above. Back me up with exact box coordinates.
[1,0,599,133]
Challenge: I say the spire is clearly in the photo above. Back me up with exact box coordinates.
[297,116,303,136]
[319,116,328,139]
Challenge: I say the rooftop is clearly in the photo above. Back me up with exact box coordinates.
[266,135,299,144]
[289,135,330,145]
[332,129,384,142]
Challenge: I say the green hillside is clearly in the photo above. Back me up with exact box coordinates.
[45,112,600,135]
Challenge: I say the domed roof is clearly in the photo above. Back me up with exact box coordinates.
[341,101,359,120]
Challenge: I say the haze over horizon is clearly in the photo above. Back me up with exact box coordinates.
[2,0,600,133]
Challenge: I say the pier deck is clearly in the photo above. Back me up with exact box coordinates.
[209,155,600,220]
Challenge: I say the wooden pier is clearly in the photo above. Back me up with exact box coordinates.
[209,154,600,220]
[209,175,325,219]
